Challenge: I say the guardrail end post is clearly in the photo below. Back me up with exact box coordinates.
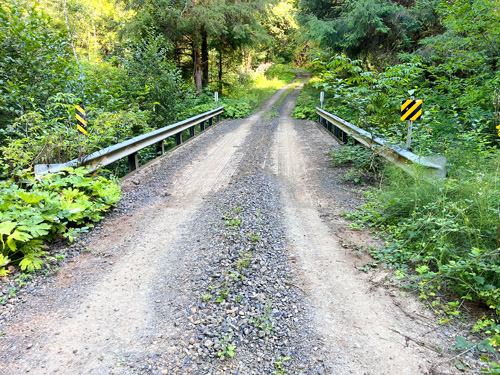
[157,140,165,155]
[200,121,205,131]
[175,133,182,146]
[189,126,195,138]
[128,152,138,172]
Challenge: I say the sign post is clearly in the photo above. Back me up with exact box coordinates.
[215,92,219,106]
[401,97,422,149]
[320,91,324,109]
[74,104,88,135]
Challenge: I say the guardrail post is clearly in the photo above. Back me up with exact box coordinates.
[327,121,332,132]
[342,131,348,143]
[189,126,195,138]
[128,152,138,172]
[209,117,213,127]
[157,140,164,155]
[334,126,339,138]
[216,114,220,122]
[175,133,182,145]
[200,121,205,131]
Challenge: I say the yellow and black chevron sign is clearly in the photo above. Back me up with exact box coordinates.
[401,99,422,121]
[74,104,88,135]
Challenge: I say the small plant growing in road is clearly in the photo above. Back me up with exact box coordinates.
[272,356,291,374]
[218,335,235,360]
[235,293,243,303]
[237,252,252,271]
[249,300,275,335]
[216,284,229,303]
[249,233,261,244]
[225,218,242,228]
[201,293,212,302]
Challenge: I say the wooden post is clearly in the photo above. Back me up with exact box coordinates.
[128,153,138,172]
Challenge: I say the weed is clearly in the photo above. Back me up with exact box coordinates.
[7,287,17,298]
[202,293,212,302]
[225,218,242,228]
[272,356,291,375]
[237,252,252,271]
[249,233,261,244]
[15,273,32,288]
[249,300,275,335]
[216,284,229,303]
[217,335,236,360]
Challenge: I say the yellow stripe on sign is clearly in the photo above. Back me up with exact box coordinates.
[76,114,87,126]
[74,104,85,114]
[401,100,422,121]
[77,124,88,135]
[401,100,413,112]
[410,109,422,121]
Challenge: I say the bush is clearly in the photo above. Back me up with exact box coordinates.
[0,168,121,274]
[350,151,500,315]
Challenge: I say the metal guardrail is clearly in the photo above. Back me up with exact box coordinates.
[35,106,224,175]
[316,107,446,178]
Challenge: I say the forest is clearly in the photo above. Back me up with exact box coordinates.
[1,0,500,369]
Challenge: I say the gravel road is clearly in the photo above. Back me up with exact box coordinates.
[0,75,462,374]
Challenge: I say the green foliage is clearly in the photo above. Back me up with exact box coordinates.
[265,64,296,83]
[350,151,500,315]
[217,335,236,359]
[299,0,434,64]
[329,143,382,184]
[292,78,322,119]
[222,66,296,118]
[0,0,75,129]
[273,356,291,375]
[0,168,120,274]
[120,32,192,127]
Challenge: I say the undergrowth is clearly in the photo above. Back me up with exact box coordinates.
[186,65,296,120]
[334,143,500,366]
[0,167,121,275]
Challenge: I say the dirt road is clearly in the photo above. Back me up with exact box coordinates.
[0,76,459,374]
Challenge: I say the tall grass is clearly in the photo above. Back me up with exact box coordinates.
[351,148,500,315]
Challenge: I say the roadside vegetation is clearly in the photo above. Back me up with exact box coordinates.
[293,0,500,369]
[2,0,500,369]
[0,0,301,275]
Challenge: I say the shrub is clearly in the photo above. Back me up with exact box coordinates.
[0,168,121,274]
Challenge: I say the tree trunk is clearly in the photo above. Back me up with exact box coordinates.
[201,27,209,88]
[62,0,78,61]
[218,49,223,93]
[193,46,203,94]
